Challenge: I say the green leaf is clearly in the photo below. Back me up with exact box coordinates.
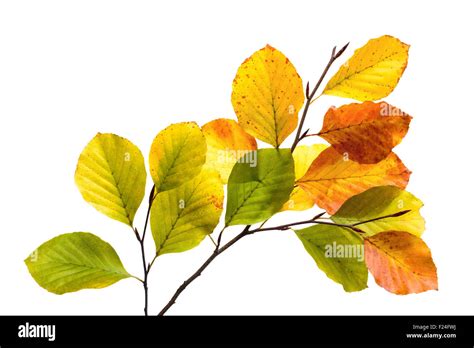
[332,186,425,237]
[149,122,207,192]
[150,169,224,256]
[25,232,131,295]
[295,225,368,292]
[75,133,146,226]
[225,148,294,226]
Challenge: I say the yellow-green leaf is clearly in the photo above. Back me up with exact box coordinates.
[202,118,257,183]
[281,144,327,211]
[150,169,223,256]
[332,186,425,237]
[149,122,207,192]
[75,133,146,226]
[295,225,368,292]
[25,232,131,295]
[231,45,304,147]
[323,35,409,101]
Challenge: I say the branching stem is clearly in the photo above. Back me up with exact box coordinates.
[290,42,349,152]
[158,226,251,316]
[157,209,410,315]
[156,44,351,316]
[135,185,157,316]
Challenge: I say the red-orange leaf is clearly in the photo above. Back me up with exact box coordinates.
[297,147,410,214]
[364,231,438,295]
[318,101,412,164]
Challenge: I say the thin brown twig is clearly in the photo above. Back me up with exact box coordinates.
[351,209,411,226]
[157,208,410,315]
[135,184,156,316]
[290,42,349,152]
[249,210,411,235]
[158,226,251,316]
[248,218,364,234]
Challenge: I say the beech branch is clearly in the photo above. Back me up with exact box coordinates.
[157,209,410,315]
[156,44,351,316]
[158,226,251,316]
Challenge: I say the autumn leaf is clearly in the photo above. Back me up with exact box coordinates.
[364,231,438,295]
[225,148,294,226]
[75,133,146,226]
[318,101,412,163]
[297,147,410,214]
[149,122,206,192]
[323,35,409,101]
[150,169,223,256]
[332,186,425,237]
[281,144,327,211]
[25,232,131,294]
[231,45,304,147]
[202,118,257,183]
[295,225,368,292]
[26,40,436,310]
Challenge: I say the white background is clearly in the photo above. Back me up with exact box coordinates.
[1,0,473,315]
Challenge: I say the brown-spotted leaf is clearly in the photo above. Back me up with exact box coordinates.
[231,45,304,147]
[202,118,257,183]
[297,147,410,214]
[364,231,438,295]
[318,102,412,163]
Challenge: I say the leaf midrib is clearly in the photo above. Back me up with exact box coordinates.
[97,138,134,226]
[297,169,409,184]
[157,130,193,192]
[327,51,405,91]
[37,258,130,279]
[318,116,408,136]
[225,159,283,225]
[366,238,432,278]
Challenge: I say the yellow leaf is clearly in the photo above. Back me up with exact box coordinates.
[281,144,327,211]
[231,44,304,147]
[202,118,257,183]
[323,35,409,101]
[293,144,328,179]
[150,169,223,256]
[75,133,146,226]
[282,189,314,212]
[149,122,206,192]
[297,147,410,215]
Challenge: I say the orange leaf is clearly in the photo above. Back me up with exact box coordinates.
[318,102,412,164]
[364,231,438,295]
[297,147,410,214]
[202,118,257,183]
